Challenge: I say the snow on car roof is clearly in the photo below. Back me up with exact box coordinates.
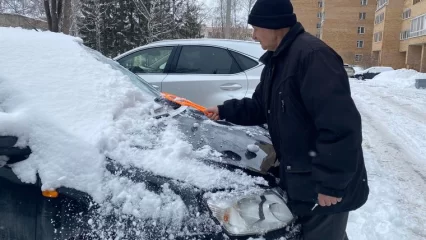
[357,66,394,74]
[0,27,266,228]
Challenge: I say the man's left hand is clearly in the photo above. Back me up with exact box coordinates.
[318,193,342,207]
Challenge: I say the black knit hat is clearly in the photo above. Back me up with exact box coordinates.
[248,0,297,29]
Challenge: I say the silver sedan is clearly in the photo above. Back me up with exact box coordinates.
[114,39,265,107]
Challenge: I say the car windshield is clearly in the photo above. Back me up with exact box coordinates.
[82,45,161,99]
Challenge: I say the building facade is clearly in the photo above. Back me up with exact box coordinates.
[293,0,426,72]
[293,0,376,67]
[400,0,426,72]
[372,0,406,68]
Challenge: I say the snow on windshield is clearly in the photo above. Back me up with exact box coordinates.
[0,27,267,234]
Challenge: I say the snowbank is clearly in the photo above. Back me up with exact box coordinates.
[369,69,426,89]
[0,27,266,233]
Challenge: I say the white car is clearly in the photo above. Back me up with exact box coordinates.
[114,39,266,107]
[353,66,394,80]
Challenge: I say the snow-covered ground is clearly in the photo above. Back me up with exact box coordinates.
[347,72,426,240]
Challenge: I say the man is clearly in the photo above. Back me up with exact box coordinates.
[205,0,369,239]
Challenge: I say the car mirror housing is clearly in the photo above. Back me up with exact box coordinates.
[0,136,32,167]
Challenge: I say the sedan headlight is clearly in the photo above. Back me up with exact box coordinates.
[206,188,294,236]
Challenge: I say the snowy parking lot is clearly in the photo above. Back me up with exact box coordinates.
[346,73,426,240]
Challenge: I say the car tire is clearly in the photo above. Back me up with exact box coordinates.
[357,76,363,80]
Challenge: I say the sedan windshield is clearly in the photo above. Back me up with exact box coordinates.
[82,45,161,99]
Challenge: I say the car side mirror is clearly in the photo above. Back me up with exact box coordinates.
[0,136,31,167]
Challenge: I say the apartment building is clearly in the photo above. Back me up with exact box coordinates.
[291,0,321,36]
[293,0,376,67]
[400,0,426,72]
[371,0,406,68]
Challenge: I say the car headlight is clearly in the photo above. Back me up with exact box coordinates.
[206,188,294,236]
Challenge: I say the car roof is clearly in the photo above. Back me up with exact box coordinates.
[114,38,266,61]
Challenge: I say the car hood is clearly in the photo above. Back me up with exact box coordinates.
[174,109,275,175]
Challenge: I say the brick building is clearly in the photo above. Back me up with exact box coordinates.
[293,0,426,72]
[293,0,376,67]
[400,0,426,72]
[372,0,406,68]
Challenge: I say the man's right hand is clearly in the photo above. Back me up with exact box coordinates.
[205,106,220,121]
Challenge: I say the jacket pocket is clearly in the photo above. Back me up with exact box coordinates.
[283,157,317,203]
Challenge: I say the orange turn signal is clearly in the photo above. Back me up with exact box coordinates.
[223,210,230,223]
[161,92,207,114]
[42,190,59,198]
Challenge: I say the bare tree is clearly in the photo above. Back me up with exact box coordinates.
[241,0,254,29]
[208,0,252,40]
[43,0,63,32]
[0,0,45,18]
[134,0,174,43]
[62,0,71,34]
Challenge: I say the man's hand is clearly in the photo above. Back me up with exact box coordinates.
[318,193,342,207]
[205,106,220,121]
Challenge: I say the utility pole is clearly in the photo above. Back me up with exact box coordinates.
[225,0,231,38]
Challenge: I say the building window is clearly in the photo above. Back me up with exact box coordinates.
[410,14,426,38]
[318,1,323,8]
[358,26,365,34]
[359,12,366,20]
[317,23,322,28]
[402,9,411,19]
[317,12,323,18]
[357,40,365,48]
[400,30,410,40]
[361,0,368,6]
[375,12,385,24]
[355,54,363,62]
[316,32,321,38]
[413,0,421,5]
[377,0,388,10]
[374,32,383,42]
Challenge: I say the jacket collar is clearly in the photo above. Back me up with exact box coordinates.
[259,22,305,64]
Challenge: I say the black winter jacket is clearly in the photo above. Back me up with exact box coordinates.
[218,23,369,216]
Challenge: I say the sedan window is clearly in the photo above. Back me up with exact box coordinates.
[118,47,173,74]
[229,51,259,71]
[175,46,240,74]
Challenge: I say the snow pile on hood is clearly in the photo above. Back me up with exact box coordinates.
[0,27,267,233]
[370,69,426,89]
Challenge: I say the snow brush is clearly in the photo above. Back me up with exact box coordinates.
[161,92,208,115]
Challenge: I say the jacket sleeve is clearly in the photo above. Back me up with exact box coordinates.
[217,81,266,126]
[299,48,362,198]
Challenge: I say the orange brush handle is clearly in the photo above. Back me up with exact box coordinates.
[161,93,207,114]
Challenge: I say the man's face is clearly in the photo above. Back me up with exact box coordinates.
[252,26,277,51]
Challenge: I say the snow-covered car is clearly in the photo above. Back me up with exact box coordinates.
[344,64,355,77]
[114,39,265,107]
[353,66,394,80]
[0,28,300,239]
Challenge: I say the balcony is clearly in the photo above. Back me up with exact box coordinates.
[410,29,426,38]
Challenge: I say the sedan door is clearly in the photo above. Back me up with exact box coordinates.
[116,46,175,91]
[161,45,248,107]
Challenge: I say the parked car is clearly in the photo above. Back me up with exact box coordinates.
[0,28,300,240]
[114,39,266,107]
[353,66,394,80]
[344,64,355,77]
